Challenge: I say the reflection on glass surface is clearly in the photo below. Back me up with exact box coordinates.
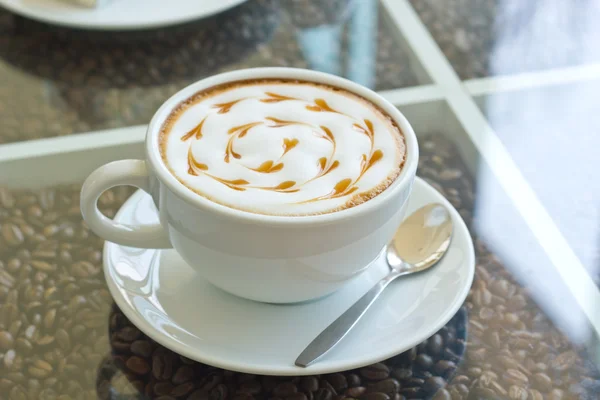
[480,81,600,291]
[411,0,600,79]
[0,0,419,144]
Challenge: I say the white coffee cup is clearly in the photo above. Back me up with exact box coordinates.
[81,68,418,303]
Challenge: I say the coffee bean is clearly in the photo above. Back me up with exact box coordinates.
[528,389,543,400]
[274,382,298,397]
[508,385,528,400]
[300,376,319,393]
[169,364,194,385]
[361,363,390,380]
[320,380,337,396]
[4,349,16,369]
[38,388,58,400]
[0,188,15,208]
[423,377,445,394]
[314,388,332,400]
[428,334,444,355]
[469,348,486,363]
[503,369,528,386]
[547,389,565,400]
[42,224,60,238]
[2,223,24,246]
[325,373,348,392]
[201,374,222,393]
[478,307,495,320]
[116,326,141,342]
[360,393,390,400]
[366,379,399,396]
[126,339,151,358]
[233,394,255,400]
[50,329,70,353]
[494,355,519,371]
[237,382,261,397]
[347,374,361,388]
[42,309,57,330]
[126,356,150,375]
[30,260,56,273]
[0,270,15,288]
[416,354,433,369]
[0,330,14,350]
[346,387,366,397]
[70,324,86,341]
[405,378,424,387]
[27,205,42,218]
[432,388,451,400]
[433,360,456,378]
[529,372,551,392]
[67,295,87,314]
[398,387,421,398]
[391,368,412,380]
[36,335,55,346]
[170,382,194,397]
[4,304,19,325]
[38,190,55,210]
[507,295,527,311]
[10,386,27,400]
[467,387,502,400]
[28,360,53,378]
[406,347,417,362]
[288,393,308,400]
[14,338,32,354]
[70,261,97,278]
[0,378,12,392]
[551,351,577,372]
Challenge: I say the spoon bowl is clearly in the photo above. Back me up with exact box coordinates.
[387,203,452,273]
[296,203,453,368]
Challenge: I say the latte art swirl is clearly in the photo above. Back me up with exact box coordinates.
[160,80,406,215]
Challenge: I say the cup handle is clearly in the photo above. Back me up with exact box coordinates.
[80,159,172,249]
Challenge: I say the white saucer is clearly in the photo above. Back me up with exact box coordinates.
[103,177,475,376]
[0,0,247,30]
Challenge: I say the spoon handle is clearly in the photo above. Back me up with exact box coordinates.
[295,273,396,367]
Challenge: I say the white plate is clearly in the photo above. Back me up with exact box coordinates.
[103,177,475,375]
[0,0,247,30]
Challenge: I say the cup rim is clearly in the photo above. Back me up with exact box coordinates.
[146,67,418,226]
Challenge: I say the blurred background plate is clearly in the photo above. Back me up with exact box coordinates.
[0,0,248,30]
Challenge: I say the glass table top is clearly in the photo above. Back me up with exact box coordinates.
[410,0,600,79]
[0,0,420,144]
[0,0,599,399]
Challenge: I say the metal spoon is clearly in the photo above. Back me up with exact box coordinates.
[295,203,453,367]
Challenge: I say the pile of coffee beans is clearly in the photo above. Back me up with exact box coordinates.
[1,134,599,399]
[99,304,466,400]
[418,135,600,400]
[0,184,135,399]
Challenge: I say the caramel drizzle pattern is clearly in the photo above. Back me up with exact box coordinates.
[305,98,343,115]
[260,92,299,103]
[180,92,384,196]
[181,116,206,141]
[299,128,382,203]
[225,122,262,163]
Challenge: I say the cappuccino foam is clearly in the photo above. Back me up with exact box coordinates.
[160,79,406,216]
